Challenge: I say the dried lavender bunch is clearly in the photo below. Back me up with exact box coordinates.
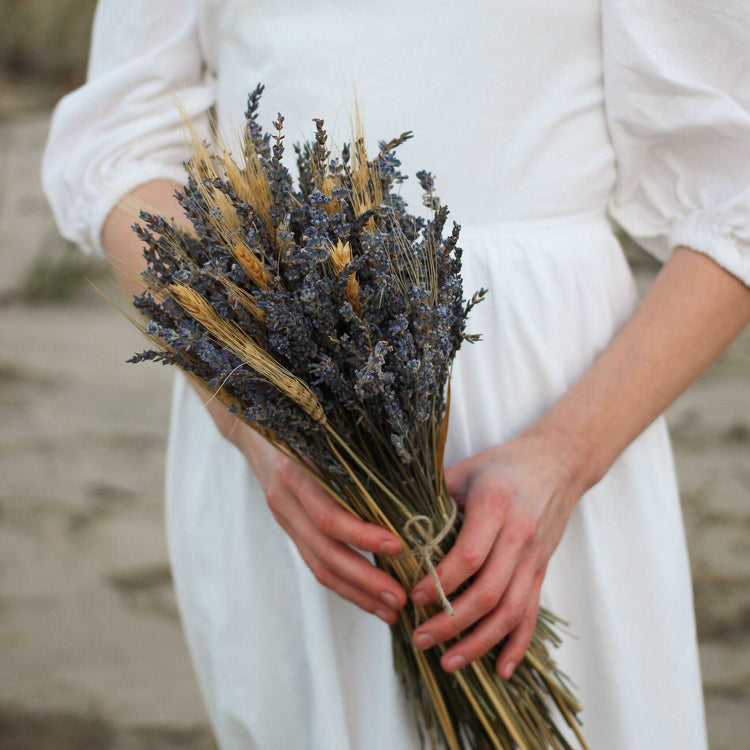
[128,83,586,750]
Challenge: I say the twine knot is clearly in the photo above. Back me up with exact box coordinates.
[394,498,458,626]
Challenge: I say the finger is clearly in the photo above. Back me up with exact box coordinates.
[412,536,522,647]
[276,486,407,609]
[306,527,408,610]
[496,567,545,679]
[437,558,539,671]
[410,478,506,604]
[292,471,403,555]
[293,538,400,625]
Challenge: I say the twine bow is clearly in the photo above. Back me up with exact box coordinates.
[394,497,458,627]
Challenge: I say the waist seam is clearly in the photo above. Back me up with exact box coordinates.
[456,207,612,237]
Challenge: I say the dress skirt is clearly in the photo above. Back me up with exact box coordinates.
[164,209,708,749]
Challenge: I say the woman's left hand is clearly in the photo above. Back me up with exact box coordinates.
[409,426,589,680]
[410,247,750,680]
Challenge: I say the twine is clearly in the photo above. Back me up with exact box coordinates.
[394,497,458,627]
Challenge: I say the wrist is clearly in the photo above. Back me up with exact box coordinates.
[520,409,606,498]
[187,378,275,485]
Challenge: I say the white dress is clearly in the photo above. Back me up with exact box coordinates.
[42,1,750,747]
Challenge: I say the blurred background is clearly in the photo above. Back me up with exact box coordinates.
[0,2,748,748]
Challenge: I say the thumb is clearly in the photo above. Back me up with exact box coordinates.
[443,456,476,500]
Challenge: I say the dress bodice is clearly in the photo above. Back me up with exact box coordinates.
[199,0,614,227]
[42,0,750,286]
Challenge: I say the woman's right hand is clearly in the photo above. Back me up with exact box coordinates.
[211,399,408,625]
[99,181,406,624]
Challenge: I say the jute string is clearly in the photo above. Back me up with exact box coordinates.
[394,497,458,628]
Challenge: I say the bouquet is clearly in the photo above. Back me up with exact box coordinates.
[127,83,587,750]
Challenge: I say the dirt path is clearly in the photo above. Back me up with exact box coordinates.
[1,111,748,749]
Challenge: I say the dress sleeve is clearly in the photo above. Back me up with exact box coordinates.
[41,0,215,257]
[602,0,750,286]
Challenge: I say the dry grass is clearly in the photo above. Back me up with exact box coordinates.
[169,284,328,424]
[127,95,589,749]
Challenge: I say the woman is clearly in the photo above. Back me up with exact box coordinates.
[42,1,750,747]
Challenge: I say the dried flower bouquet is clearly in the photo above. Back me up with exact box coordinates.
[127,83,587,750]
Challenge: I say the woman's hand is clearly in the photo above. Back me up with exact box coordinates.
[406,247,750,682]
[209,400,408,625]
[408,426,587,680]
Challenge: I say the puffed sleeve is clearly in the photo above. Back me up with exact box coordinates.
[602,0,750,286]
[41,0,215,257]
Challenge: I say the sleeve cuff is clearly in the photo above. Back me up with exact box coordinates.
[85,161,189,258]
[668,210,750,289]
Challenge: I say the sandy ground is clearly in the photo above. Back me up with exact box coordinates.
[1,105,749,749]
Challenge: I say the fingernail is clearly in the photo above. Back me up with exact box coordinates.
[379,540,402,555]
[375,609,393,624]
[443,654,466,672]
[414,632,435,650]
[503,661,516,679]
[380,591,400,609]
[411,590,429,606]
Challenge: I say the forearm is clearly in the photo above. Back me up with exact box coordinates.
[102,179,185,301]
[530,246,750,494]
[101,180,263,458]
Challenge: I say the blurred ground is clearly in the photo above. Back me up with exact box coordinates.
[0,0,96,90]
[1,45,749,750]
